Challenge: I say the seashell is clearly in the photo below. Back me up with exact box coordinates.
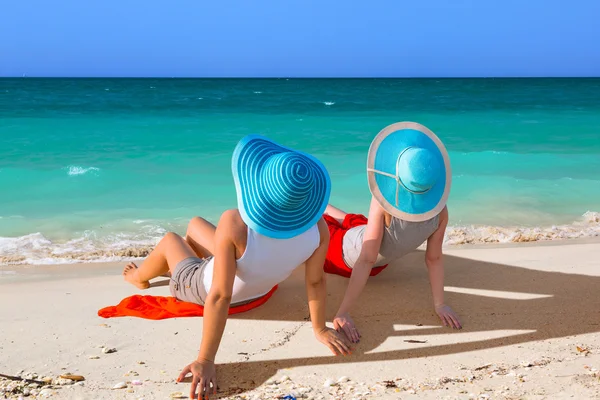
[102,347,117,354]
[323,378,336,387]
[112,382,127,389]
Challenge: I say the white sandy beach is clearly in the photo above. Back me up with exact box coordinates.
[1,240,600,399]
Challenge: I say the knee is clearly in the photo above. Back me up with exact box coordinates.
[187,216,206,231]
[162,231,180,244]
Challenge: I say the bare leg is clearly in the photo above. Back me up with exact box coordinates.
[185,216,217,258]
[325,204,348,224]
[123,232,197,289]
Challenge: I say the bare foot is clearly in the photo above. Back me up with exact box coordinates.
[123,262,150,289]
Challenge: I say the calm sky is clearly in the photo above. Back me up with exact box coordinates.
[1,0,598,77]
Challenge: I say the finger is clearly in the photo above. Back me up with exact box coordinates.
[336,338,351,355]
[203,378,211,400]
[197,378,205,400]
[212,377,218,394]
[352,328,360,343]
[178,366,190,383]
[331,340,346,356]
[448,316,458,329]
[338,331,352,348]
[450,314,462,329]
[190,376,198,400]
[343,324,355,342]
[444,314,453,328]
[341,325,355,343]
[440,314,449,327]
[326,342,337,355]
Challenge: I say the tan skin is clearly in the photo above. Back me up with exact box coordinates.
[123,211,351,400]
[325,198,461,344]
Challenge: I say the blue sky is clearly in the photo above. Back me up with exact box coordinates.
[1,0,598,77]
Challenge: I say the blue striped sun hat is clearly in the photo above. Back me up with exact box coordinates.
[367,122,451,222]
[232,134,331,239]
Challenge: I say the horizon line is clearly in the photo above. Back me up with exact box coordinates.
[2,75,599,79]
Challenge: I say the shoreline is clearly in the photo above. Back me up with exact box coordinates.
[2,234,600,270]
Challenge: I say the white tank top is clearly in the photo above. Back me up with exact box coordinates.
[202,224,320,304]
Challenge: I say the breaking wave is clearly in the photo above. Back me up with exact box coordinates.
[1,212,599,266]
[64,165,100,176]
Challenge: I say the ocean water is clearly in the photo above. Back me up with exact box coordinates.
[1,78,599,265]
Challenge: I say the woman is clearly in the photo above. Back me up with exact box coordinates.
[323,121,462,343]
[123,134,351,400]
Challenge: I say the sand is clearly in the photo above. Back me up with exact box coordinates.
[1,239,600,399]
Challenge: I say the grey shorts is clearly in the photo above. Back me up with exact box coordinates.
[169,257,212,305]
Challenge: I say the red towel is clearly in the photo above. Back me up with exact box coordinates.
[98,285,278,320]
[323,213,388,278]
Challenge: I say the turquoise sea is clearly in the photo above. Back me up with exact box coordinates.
[1,78,599,264]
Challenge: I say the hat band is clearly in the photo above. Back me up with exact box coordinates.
[367,165,431,207]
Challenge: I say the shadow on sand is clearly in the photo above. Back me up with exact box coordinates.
[186,248,600,391]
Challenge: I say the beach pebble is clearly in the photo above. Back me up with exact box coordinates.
[39,389,54,398]
[137,361,146,365]
[280,375,291,382]
[323,378,336,387]
[53,378,73,385]
[89,355,100,359]
[337,376,350,383]
[41,377,53,384]
[102,347,117,354]
[170,391,185,398]
[60,374,85,382]
[112,382,127,389]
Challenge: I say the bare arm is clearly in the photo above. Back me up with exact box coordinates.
[333,197,385,342]
[178,210,238,399]
[425,206,461,329]
[305,218,351,355]
[197,210,238,362]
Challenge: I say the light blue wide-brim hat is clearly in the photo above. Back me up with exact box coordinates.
[367,122,451,222]
[232,134,331,239]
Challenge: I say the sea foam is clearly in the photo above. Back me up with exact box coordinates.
[65,165,100,176]
[1,212,599,266]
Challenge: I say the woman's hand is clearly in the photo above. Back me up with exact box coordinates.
[315,326,352,355]
[333,312,361,343]
[435,304,462,329]
[177,359,217,400]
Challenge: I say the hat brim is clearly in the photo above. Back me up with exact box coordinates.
[367,122,451,222]
[232,134,331,239]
